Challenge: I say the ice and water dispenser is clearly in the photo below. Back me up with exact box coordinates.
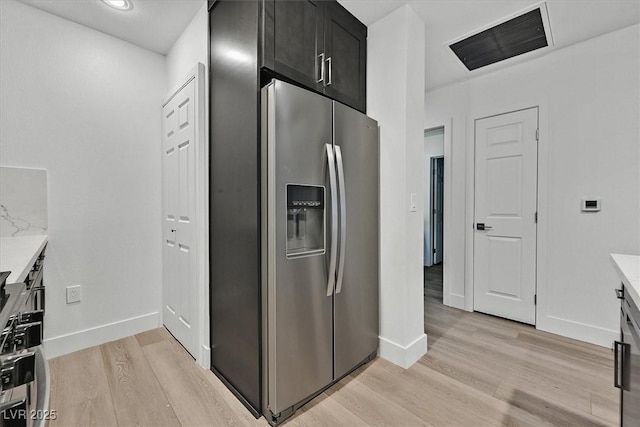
[286,184,325,258]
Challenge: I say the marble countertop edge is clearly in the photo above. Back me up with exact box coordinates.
[610,253,640,309]
[0,235,49,284]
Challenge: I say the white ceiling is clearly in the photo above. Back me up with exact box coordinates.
[16,0,640,90]
[339,0,640,91]
[17,0,203,55]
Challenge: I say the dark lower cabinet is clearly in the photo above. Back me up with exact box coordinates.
[262,0,367,112]
[616,285,640,426]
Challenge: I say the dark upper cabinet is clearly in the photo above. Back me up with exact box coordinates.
[262,0,367,113]
[262,0,324,92]
[322,1,366,112]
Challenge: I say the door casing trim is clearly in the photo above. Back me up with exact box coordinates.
[423,121,454,307]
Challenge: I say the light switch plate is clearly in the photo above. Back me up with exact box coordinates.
[410,193,417,212]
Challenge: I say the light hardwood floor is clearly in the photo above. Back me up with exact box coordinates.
[48,269,619,426]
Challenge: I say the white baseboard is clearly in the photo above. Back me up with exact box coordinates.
[379,333,428,369]
[538,314,618,348]
[198,344,211,369]
[43,312,160,359]
[445,293,466,311]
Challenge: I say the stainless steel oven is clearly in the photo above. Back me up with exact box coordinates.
[0,263,49,426]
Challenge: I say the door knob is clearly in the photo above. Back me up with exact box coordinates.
[476,223,493,230]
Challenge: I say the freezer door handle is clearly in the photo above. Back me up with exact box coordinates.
[335,145,346,294]
[326,143,338,297]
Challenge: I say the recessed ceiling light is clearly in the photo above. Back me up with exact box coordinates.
[101,0,133,11]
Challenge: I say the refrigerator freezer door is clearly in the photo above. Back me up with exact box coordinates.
[333,101,379,379]
[264,80,334,416]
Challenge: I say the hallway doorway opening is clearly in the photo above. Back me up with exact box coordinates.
[424,126,444,300]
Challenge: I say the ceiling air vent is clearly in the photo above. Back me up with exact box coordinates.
[449,4,553,71]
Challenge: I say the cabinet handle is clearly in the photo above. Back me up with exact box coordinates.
[32,286,45,313]
[615,288,624,299]
[614,340,622,389]
[614,340,631,390]
[317,53,325,84]
[326,56,332,86]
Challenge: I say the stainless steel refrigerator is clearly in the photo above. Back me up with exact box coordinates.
[261,79,379,423]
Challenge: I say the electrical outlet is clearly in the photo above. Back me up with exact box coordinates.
[66,285,82,304]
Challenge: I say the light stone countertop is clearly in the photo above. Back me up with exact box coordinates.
[0,235,48,284]
[611,253,640,308]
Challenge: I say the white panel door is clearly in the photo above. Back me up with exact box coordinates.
[162,78,197,357]
[474,108,538,325]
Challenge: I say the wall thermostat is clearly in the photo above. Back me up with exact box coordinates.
[581,199,601,212]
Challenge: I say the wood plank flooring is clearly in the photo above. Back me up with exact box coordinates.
[48,267,618,426]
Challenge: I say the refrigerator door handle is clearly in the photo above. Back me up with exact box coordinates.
[335,145,346,294]
[326,143,338,297]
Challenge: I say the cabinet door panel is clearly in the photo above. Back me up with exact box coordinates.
[622,298,640,427]
[323,2,366,112]
[263,0,323,91]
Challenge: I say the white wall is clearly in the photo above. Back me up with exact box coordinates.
[423,128,444,266]
[166,2,208,94]
[425,24,640,346]
[368,5,427,368]
[0,0,167,357]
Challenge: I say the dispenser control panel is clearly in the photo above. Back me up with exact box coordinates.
[286,184,325,258]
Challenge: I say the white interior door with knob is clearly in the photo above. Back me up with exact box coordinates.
[162,78,198,357]
[473,107,538,325]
